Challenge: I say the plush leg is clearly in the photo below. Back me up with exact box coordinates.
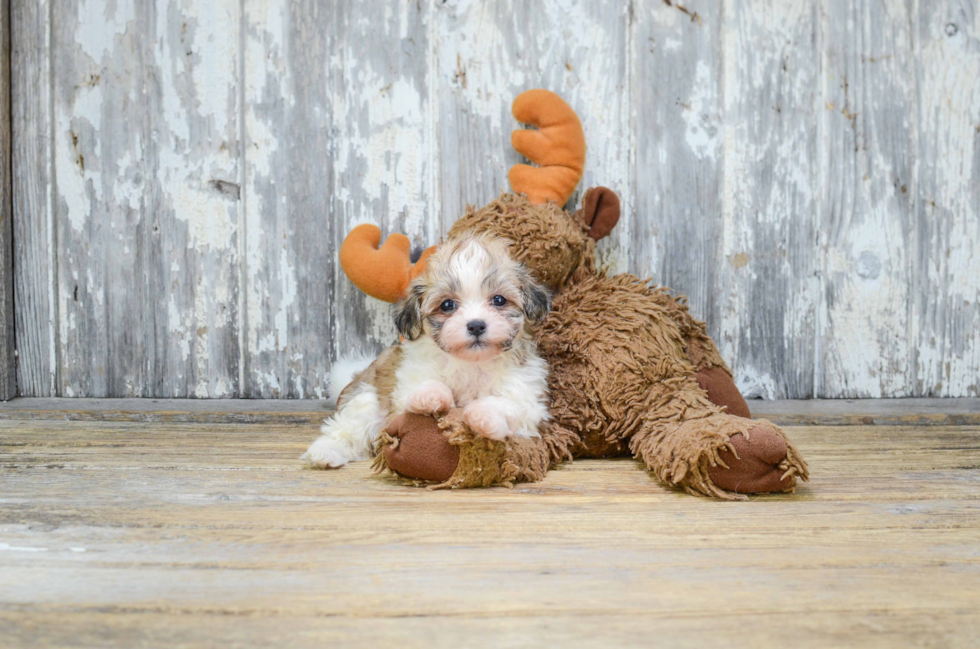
[665,296,784,488]
[695,366,751,418]
[691,365,818,494]
[376,409,576,488]
[648,287,732,372]
[649,290,752,419]
[629,397,808,500]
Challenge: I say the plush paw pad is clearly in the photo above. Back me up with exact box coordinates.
[301,436,349,469]
[463,401,511,441]
[406,380,456,415]
[383,412,460,482]
[707,427,794,494]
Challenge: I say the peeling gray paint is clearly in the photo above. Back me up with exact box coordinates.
[11,0,980,399]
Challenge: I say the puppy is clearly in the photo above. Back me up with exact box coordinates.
[302,233,552,469]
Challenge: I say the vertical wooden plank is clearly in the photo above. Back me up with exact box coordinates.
[328,0,435,373]
[242,0,298,398]
[435,0,631,272]
[0,0,13,399]
[11,0,56,397]
[819,0,917,397]
[243,1,433,398]
[631,2,723,353]
[51,0,137,396]
[717,1,820,399]
[141,0,242,397]
[241,0,333,398]
[50,0,241,397]
[913,2,980,397]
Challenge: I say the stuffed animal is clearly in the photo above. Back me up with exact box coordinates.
[338,90,808,499]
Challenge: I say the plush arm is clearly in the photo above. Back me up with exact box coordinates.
[375,410,579,489]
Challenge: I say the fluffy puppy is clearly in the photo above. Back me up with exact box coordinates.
[302,234,552,469]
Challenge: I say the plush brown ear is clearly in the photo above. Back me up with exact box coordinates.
[580,187,620,240]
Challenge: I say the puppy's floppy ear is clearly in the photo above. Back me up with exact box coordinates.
[393,283,425,340]
[519,268,552,323]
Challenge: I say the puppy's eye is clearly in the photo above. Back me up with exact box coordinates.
[491,295,507,307]
[439,299,456,313]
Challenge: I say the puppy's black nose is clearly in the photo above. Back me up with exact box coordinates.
[466,320,487,337]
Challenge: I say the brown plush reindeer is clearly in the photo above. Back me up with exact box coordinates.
[338,90,808,499]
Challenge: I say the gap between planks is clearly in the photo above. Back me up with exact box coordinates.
[0,397,978,426]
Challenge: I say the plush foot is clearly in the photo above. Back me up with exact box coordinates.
[462,401,510,440]
[707,427,797,494]
[381,412,460,482]
[301,436,349,469]
[406,380,456,415]
[695,366,751,418]
[631,412,807,499]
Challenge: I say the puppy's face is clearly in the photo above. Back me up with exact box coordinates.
[394,235,550,362]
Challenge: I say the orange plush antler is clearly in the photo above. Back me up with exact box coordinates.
[508,89,586,206]
[339,224,435,303]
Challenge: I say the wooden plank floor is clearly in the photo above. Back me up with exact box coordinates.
[1,405,979,647]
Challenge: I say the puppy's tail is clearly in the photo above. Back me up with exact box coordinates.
[327,352,376,407]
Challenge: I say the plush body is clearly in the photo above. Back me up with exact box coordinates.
[373,193,809,498]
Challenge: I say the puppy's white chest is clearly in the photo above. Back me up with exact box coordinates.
[444,365,493,406]
[395,338,515,411]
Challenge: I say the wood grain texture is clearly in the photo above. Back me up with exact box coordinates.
[9,0,980,398]
[0,0,14,400]
[0,611,976,649]
[434,0,631,268]
[1,417,979,647]
[631,0,723,341]
[913,3,980,397]
[241,0,334,398]
[326,0,433,385]
[718,1,820,399]
[11,0,55,397]
[14,0,243,398]
[820,0,917,398]
[4,396,980,426]
[138,0,243,398]
[241,0,435,398]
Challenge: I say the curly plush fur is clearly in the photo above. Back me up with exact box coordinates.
[375,191,808,499]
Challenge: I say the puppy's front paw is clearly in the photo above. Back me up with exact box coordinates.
[406,380,456,415]
[301,436,349,469]
[463,401,511,441]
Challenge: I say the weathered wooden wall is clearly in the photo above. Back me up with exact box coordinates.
[0,0,14,400]
[9,0,980,399]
